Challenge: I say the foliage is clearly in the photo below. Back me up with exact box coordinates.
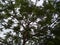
[0,0,60,45]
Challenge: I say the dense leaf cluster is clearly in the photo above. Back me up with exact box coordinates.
[0,0,60,45]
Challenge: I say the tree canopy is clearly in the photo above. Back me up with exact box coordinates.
[0,0,60,45]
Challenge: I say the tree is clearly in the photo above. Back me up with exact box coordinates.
[0,0,60,45]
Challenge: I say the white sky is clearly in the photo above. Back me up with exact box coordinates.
[0,0,43,38]
[31,0,43,6]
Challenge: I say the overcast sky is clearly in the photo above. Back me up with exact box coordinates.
[0,0,59,39]
[0,0,44,38]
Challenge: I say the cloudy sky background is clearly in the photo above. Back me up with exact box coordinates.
[0,0,44,38]
[0,0,59,39]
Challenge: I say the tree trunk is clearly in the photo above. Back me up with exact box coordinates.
[23,39,26,45]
